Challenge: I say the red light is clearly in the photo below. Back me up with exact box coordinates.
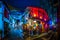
[40,16,42,19]
[39,13,43,19]
[33,8,38,17]
[27,7,49,21]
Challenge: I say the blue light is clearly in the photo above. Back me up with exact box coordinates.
[0,14,3,30]
[49,20,52,25]
[52,22,55,25]
[0,1,4,30]
[0,1,4,38]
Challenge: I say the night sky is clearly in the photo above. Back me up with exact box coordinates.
[2,0,57,20]
[3,0,41,11]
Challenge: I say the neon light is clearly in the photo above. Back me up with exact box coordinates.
[28,7,49,21]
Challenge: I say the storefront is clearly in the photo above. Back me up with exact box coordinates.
[23,7,49,35]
